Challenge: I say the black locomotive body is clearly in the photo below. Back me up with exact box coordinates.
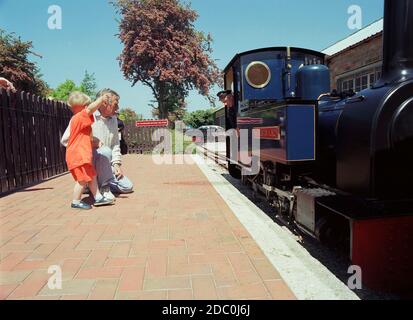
[223,0,413,293]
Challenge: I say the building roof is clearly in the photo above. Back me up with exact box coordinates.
[322,18,383,56]
[213,105,225,115]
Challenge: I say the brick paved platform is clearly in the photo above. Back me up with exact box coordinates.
[0,155,295,300]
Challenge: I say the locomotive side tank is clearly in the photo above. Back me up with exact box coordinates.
[222,0,413,293]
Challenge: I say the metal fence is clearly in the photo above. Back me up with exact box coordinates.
[0,89,71,194]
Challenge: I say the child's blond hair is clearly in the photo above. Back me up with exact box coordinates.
[68,91,91,108]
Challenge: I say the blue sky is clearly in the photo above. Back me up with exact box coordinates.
[0,0,383,118]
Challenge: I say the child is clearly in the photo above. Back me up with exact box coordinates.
[66,91,114,210]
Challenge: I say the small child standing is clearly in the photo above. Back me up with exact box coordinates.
[66,91,114,210]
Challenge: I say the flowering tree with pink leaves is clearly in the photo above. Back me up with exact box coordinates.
[115,0,221,119]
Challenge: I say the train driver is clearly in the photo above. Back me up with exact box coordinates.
[217,89,234,108]
[217,90,236,129]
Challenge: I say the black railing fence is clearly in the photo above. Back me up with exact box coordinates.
[0,89,71,194]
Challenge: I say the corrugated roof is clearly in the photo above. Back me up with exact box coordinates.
[322,18,383,56]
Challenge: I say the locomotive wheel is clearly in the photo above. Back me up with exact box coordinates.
[228,163,241,179]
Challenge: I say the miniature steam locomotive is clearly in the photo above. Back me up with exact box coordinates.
[222,0,413,293]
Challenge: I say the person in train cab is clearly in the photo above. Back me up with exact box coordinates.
[0,77,16,92]
[217,89,234,108]
[217,90,237,129]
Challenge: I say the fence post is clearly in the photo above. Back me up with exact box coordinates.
[0,89,9,192]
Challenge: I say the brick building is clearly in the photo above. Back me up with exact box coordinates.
[323,19,383,93]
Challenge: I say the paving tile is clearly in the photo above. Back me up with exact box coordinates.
[76,267,123,280]
[264,280,296,300]
[146,255,168,278]
[38,279,96,296]
[192,275,218,300]
[83,249,110,268]
[0,270,32,285]
[139,291,169,300]
[0,283,19,300]
[60,294,89,300]
[252,259,282,281]
[211,262,238,287]
[88,279,119,300]
[118,267,145,292]
[8,270,50,299]
[0,252,30,271]
[109,243,131,258]
[0,155,295,300]
[144,276,191,291]
[105,257,146,268]
[168,262,211,276]
[217,283,270,300]
[167,289,193,300]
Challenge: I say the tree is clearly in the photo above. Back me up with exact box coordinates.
[152,97,187,129]
[119,107,143,124]
[49,79,78,101]
[115,0,221,120]
[183,109,215,128]
[0,29,50,96]
[49,71,97,102]
[79,70,97,98]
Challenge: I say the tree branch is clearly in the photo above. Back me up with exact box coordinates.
[142,79,159,100]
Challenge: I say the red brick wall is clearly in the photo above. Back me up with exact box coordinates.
[326,33,383,90]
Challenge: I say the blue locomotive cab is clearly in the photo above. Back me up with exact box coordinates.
[223,47,329,167]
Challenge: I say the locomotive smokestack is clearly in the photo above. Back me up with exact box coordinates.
[381,0,413,82]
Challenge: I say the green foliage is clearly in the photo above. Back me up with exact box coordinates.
[0,29,50,96]
[49,71,98,102]
[49,79,78,101]
[119,107,143,124]
[183,109,215,128]
[79,71,97,98]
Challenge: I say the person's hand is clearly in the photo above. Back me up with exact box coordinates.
[0,77,16,92]
[114,164,124,179]
[99,93,112,108]
[92,137,103,149]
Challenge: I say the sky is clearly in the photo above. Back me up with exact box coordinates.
[0,0,383,118]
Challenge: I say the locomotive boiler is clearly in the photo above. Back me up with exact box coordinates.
[222,0,413,293]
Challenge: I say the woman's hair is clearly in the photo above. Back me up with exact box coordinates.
[67,91,91,107]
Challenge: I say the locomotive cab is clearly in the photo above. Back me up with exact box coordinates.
[223,47,330,178]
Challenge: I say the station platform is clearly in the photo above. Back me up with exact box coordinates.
[0,154,357,300]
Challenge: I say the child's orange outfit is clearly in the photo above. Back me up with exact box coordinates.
[66,109,96,182]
